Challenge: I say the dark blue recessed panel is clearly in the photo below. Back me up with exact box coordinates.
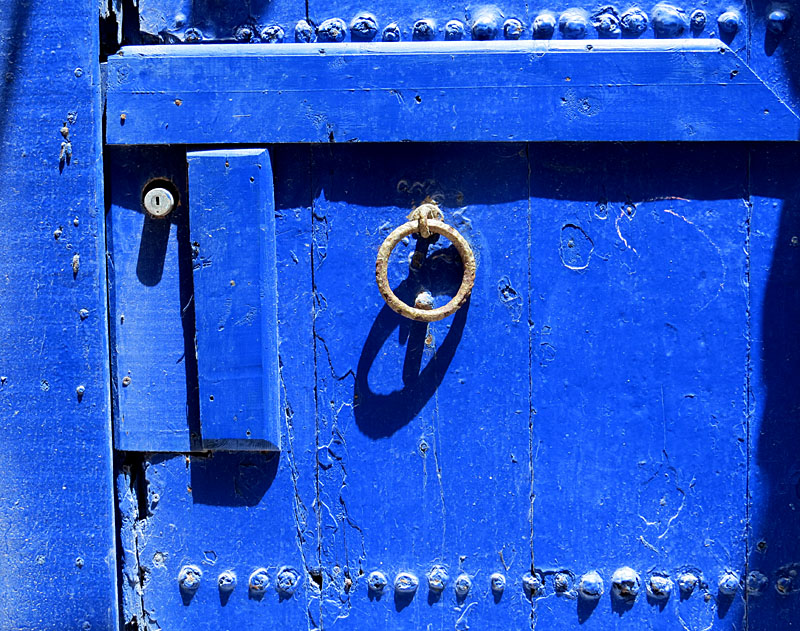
[188,149,280,451]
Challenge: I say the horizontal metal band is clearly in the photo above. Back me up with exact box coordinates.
[105,39,799,144]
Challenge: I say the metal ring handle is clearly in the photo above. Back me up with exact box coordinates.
[375,219,476,322]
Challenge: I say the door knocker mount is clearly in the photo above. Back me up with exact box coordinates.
[375,202,476,322]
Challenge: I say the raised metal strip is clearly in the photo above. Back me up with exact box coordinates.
[105,39,799,144]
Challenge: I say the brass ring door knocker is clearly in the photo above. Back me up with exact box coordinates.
[375,202,476,322]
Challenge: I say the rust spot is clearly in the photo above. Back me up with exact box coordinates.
[174,98,183,106]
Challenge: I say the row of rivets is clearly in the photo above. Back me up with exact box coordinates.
[180,6,792,43]
[178,565,302,597]
[178,564,799,598]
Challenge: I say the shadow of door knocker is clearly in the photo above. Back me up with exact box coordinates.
[353,203,476,439]
[375,202,477,321]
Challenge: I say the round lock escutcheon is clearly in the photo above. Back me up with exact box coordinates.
[375,205,476,322]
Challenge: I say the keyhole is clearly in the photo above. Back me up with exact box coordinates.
[154,195,160,207]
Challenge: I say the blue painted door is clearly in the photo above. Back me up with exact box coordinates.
[103,6,800,631]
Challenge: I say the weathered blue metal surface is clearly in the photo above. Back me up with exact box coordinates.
[105,40,799,145]
[188,149,281,451]
[0,1,117,630]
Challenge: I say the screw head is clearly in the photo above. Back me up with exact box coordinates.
[143,187,175,218]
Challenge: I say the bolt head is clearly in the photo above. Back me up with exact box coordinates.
[249,568,270,594]
[444,20,466,40]
[677,572,699,594]
[276,566,300,595]
[522,571,542,596]
[717,11,741,34]
[143,187,175,218]
[427,565,449,591]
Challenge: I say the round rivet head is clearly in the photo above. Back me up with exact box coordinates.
[260,25,285,43]
[717,11,742,36]
[776,575,793,595]
[579,571,604,599]
[651,3,687,38]
[472,13,499,40]
[249,568,270,595]
[317,18,347,43]
[454,573,472,597]
[218,570,237,593]
[532,13,557,39]
[350,13,378,41]
[620,8,648,37]
[413,19,436,41]
[143,187,175,218]
[522,571,542,596]
[382,23,401,42]
[445,20,466,40]
[746,571,768,595]
[295,19,314,43]
[427,565,449,591]
[647,574,673,600]
[184,28,203,42]
[677,572,699,595]
[718,570,740,596]
[554,571,572,593]
[178,565,202,593]
[690,9,707,31]
[276,566,300,596]
[394,572,419,594]
[503,18,524,40]
[234,24,255,42]
[611,567,641,600]
[559,9,589,39]
[490,572,506,593]
[368,570,388,592]
[767,9,791,35]
[592,8,621,38]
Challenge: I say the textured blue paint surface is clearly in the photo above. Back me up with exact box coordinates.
[188,149,281,450]
[105,40,799,145]
[107,146,199,452]
[0,1,117,629]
